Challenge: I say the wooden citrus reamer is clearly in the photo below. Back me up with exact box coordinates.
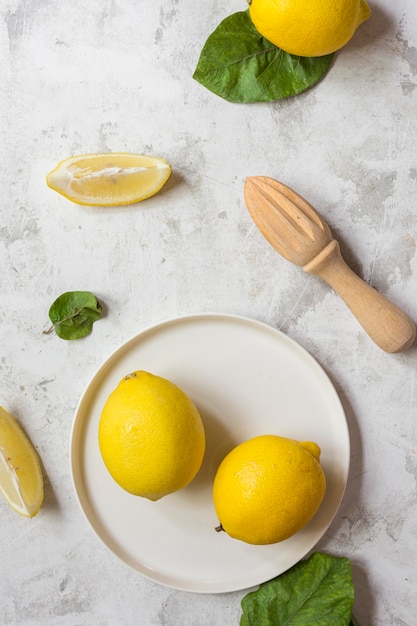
[244,176,416,353]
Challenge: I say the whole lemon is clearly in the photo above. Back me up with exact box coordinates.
[213,435,326,544]
[98,371,205,500]
[249,0,371,57]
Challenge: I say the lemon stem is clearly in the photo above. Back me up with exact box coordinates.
[215,524,225,533]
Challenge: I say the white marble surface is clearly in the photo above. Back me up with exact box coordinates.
[0,0,416,624]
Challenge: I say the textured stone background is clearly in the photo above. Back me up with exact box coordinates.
[0,0,416,624]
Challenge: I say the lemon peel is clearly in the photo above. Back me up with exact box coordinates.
[213,434,326,545]
[98,371,205,500]
[249,0,371,57]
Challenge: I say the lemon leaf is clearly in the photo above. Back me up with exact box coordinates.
[46,291,102,340]
[193,11,334,103]
[240,552,354,625]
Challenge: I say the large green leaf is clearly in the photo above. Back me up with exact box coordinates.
[240,552,355,625]
[193,11,334,103]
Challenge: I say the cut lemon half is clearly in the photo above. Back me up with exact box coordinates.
[0,406,44,518]
[46,153,172,206]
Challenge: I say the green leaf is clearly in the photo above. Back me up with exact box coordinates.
[193,11,334,103]
[46,291,102,340]
[240,552,354,626]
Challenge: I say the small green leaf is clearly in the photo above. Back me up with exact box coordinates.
[46,291,102,340]
[193,11,334,103]
[240,552,354,626]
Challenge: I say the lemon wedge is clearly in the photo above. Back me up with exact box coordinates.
[46,153,172,206]
[0,406,44,518]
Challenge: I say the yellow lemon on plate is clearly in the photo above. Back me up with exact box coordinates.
[249,0,371,57]
[0,406,44,518]
[98,371,205,500]
[46,153,171,206]
[213,434,326,544]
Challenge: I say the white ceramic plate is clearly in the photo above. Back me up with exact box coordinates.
[70,313,349,593]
